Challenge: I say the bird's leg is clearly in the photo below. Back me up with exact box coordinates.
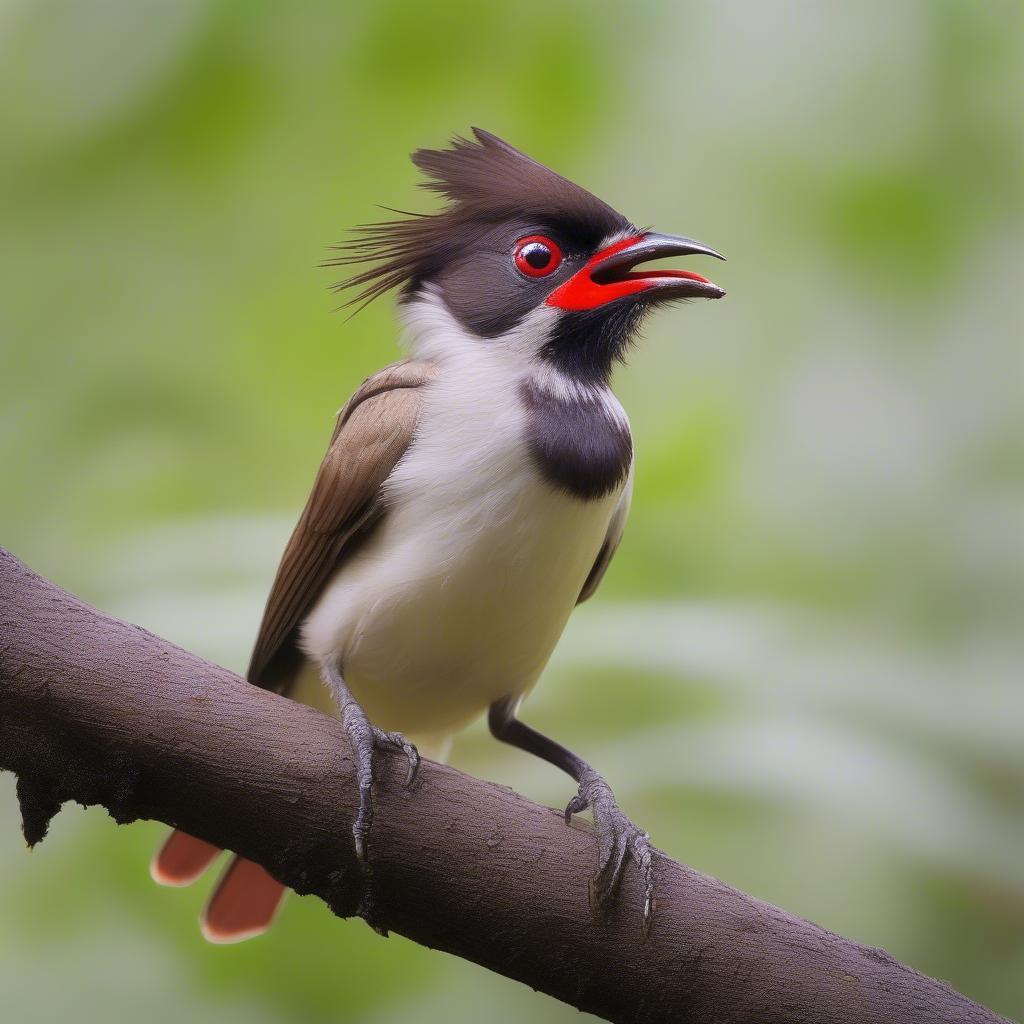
[321,660,419,866]
[488,697,654,930]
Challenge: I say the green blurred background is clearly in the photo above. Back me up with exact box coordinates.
[2,0,1022,1020]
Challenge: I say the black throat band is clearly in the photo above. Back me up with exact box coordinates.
[519,378,632,501]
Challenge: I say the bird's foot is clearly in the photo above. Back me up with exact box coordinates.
[565,767,654,932]
[341,702,419,867]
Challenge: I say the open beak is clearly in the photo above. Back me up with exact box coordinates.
[546,232,726,312]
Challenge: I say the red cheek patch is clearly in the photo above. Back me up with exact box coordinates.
[546,235,651,311]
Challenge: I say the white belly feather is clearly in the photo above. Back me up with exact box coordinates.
[300,346,625,740]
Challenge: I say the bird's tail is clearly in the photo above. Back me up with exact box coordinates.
[200,854,287,943]
[151,830,287,944]
[150,828,220,887]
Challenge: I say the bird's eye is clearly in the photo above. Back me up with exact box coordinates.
[513,235,563,278]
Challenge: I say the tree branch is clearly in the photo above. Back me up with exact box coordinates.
[0,547,1008,1024]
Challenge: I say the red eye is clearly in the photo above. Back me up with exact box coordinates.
[513,235,563,278]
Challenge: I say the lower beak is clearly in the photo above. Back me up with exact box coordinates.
[547,231,726,311]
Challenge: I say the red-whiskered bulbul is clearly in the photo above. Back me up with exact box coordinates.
[152,128,725,941]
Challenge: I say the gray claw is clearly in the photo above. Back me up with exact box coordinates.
[341,702,418,866]
[374,729,420,787]
[565,767,655,931]
[352,782,371,867]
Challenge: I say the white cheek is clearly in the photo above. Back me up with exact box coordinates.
[400,287,627,424]
[400,285,561,364]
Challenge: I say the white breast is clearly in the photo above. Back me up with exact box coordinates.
[300,321,626,740]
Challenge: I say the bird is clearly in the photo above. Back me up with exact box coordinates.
[150,127,725,943]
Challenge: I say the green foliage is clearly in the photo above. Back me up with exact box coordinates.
[1,1,1021,1021]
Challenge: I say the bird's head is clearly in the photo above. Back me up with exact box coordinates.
[329,128,725,385]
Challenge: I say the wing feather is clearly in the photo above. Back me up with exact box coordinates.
[577,464,633,604]
[246,359,436,691]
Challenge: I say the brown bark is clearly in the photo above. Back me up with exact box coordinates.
[0,547,1009,1023]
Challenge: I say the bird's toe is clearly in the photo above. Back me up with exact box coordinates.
[567,767,655,930]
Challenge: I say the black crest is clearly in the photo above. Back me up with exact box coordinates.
[327,128,629,309]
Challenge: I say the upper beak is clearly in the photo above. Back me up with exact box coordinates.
[546,231,726,311]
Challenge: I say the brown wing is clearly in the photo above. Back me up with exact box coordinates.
[577,463,633,604]
[246,359,437,691]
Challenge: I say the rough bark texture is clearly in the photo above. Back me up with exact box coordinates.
[0,547,1009,1024]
